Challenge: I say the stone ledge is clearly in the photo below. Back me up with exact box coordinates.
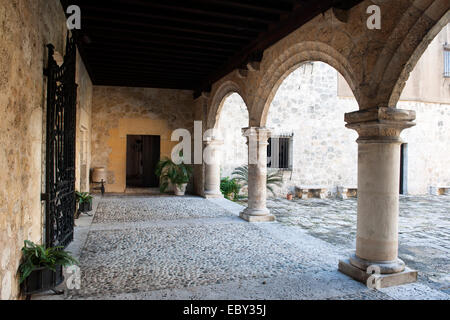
[338,259,417,289]
[239,212,276,223]
[203,193,224,199]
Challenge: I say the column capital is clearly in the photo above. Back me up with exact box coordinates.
[204,136,224,146]
[242,127,271,140]
[345,107,416,143]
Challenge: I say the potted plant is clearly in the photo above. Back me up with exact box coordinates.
[76,191,93,214]
[18,240,79,296]
[220,177,242,201]
[232,165,283,197]
[155,157,192,196]
[287,193,293,201]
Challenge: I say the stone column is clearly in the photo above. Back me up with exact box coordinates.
[203,137,223,198]
[339,107,418,287]
[240,127,275,222]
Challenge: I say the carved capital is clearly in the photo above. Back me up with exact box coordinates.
[345,107,416,143]
[242,127,271,143]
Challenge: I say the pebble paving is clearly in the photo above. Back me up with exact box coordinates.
[68,194,449,300]
[268,194,450,293]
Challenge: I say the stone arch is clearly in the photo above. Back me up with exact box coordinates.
[251,41,359,127]
[207,80,249,130]
[388,7,449,107]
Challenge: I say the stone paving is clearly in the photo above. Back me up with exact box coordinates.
[267,195,450,294]
[49,194,449,300]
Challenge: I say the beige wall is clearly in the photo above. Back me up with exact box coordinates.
[0,0,92,300]
[90,86,194,193]
[75,53,93,193]
[338,24,450,104]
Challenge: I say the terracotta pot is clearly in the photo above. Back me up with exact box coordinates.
[287,194,293,200]
[174,183,187,196]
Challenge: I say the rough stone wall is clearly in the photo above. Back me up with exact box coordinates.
[0,0,93,300]
[217,94,249,178]
[90,86,194,193]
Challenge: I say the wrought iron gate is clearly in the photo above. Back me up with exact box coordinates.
[43,34,77,248]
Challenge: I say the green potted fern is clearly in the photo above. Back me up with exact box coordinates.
[76,191,93,213]
[155,157,193,196]
[18,240,79,295]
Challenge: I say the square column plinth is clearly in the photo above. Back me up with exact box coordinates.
[338,259,418,288]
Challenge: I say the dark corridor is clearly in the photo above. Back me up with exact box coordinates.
[126,135,160,188]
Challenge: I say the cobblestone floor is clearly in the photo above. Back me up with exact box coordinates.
[267,195,450,294]
[53,194,449,300]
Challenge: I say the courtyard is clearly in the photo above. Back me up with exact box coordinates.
[38,194,449,300]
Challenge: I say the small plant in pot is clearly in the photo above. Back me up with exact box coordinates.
[76,191,93,216]
[155,157,192,196]
[18,240,79,296]
[220,177,242,201]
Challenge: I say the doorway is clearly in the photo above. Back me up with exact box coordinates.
[126,135,160,188]
[400,143,408,195]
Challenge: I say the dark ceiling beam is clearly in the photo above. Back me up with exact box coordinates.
[85,47,224,64]
[88,59,215,73]
[86,43,230,59]
[82,15,257,40]
[91,62,210,75]
[91,0,282,24]
[86,53,219,68]
[86,35,238,54]
[85,25,249,47]
[81,6,268,33]
[195,0,295,14]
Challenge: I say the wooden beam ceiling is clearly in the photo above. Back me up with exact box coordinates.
[59,0,363,94]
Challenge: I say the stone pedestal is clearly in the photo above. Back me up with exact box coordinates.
[339,107,417,287]
[240,127,275,222]
[203,138,224,199]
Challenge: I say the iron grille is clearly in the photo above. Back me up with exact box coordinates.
[43,34,78,248]
[444,48,450,78]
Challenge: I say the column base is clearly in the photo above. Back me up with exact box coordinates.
[239,208,275,222]
[338,259,417,288]
[349,254,405,274]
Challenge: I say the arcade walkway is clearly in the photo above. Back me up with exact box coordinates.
[37,195,449,300]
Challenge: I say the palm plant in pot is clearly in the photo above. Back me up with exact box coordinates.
[155,157,193,196]
[18,240,79,296]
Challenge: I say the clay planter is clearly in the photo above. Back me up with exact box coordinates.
[287,194,293,200]
[174,183,187,196]
[22,265,64,295]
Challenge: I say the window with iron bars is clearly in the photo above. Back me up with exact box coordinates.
[444,46,450,78]
[267,134,293,170]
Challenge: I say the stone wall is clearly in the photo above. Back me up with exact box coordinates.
[0,0,93,300]
[90,86,194,193]
[400,101,450,194]
[217,94,249,178]
[218,61,450,197]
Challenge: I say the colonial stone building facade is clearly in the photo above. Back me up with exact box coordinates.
[218,25,450,197]
[0,0,449,299]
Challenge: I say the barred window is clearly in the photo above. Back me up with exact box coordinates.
[267,134,293,170]
[445,47,450,78]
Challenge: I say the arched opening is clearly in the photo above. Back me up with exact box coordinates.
[216,93,249,181]
[392,23,450,288]
[264,62,358,199]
